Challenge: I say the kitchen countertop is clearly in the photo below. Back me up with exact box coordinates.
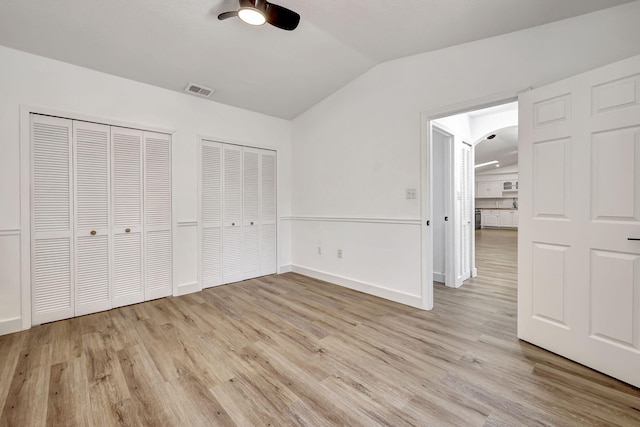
[476,208,518,210]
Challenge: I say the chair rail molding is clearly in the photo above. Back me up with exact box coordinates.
[284,216,421,225]
[0,228,21,236]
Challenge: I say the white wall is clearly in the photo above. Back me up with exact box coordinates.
[0,45,292,334]
[290,2,640,308]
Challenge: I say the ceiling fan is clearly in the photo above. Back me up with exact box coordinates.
[218,0,300,31]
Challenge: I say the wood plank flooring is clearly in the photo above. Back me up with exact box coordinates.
[1,228,640,426]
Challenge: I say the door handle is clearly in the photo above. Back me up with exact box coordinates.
[628,238,640,241]
[444,217,448,221]
[426,220,430,226]
[250,221,254,225]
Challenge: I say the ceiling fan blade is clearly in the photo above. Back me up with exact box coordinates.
[265,2,300,31]
[218,11,239,20]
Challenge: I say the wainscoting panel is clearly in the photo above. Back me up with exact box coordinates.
[289,217,423,308]
[0,230,22,335]
[174,221,198,295]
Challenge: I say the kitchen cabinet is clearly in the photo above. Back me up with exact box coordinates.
[481,210,501,227]
[502,180,519,192]
[481,209,518,228]
[500,210,518,227]
[476,181,502,198]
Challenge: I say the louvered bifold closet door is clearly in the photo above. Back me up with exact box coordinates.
[459,143,471,282]
[260,150,277,275]
[74,121,112,316]
[31,115,74,324]
[200,141,223,288]
[111,127,144,307]
[144,131,172,300]
[242,147,260,279]
[223,144,243,283]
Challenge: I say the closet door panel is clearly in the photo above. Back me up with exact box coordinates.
[260,150,277,275]
[243,148,260,278]
[33,238,72,324]
[75,234,110,315]
[144,131,172,300]
[146,230,172,298]
[113,233,142,305]
[31,115,74,324]
[112,127,144,307]
[74,121,111,316]
[223,144,243,283]
[201,141,223,288]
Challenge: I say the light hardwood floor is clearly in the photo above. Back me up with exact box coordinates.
[1,229,639,426]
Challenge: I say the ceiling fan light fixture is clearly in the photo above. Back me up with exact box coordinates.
[238,7,266,25]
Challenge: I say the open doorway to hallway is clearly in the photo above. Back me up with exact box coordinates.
[430,101,518,290]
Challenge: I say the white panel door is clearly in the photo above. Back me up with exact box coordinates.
[223,144,243,283]
[519,54,640,387]
[260,150,277,276]
[242,147,260,279]
[144,131,172,300]
[200,140,223,288]
[111,127,144,307]
[73,121,111,316]
[31,115,74,325]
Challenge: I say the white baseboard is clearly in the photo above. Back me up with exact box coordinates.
[291,265,423,309]
[0,317,23,336]
[279,264,293,273]
[175,281,200,296]
[433,272,445,283]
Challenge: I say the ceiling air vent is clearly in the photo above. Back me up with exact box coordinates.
[184,82,214,98]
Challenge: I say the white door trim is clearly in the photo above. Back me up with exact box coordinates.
[420,90,521,311]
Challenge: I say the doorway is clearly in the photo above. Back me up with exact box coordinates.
[426,100,518,299]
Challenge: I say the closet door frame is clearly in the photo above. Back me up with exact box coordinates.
[20,105,174,329]
[197,136,279,291]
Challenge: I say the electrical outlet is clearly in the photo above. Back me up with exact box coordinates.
[406,187,417,199]
[337,249,342,259]
[317,246,322,255]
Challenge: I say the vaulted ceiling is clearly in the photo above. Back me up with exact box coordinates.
[0,0,633,119]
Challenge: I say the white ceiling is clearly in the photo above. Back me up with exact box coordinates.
[475,126,519,172]
[469,102,519,172]
[0,0,633,119]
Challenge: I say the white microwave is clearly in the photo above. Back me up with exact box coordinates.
[503,181,518,191]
